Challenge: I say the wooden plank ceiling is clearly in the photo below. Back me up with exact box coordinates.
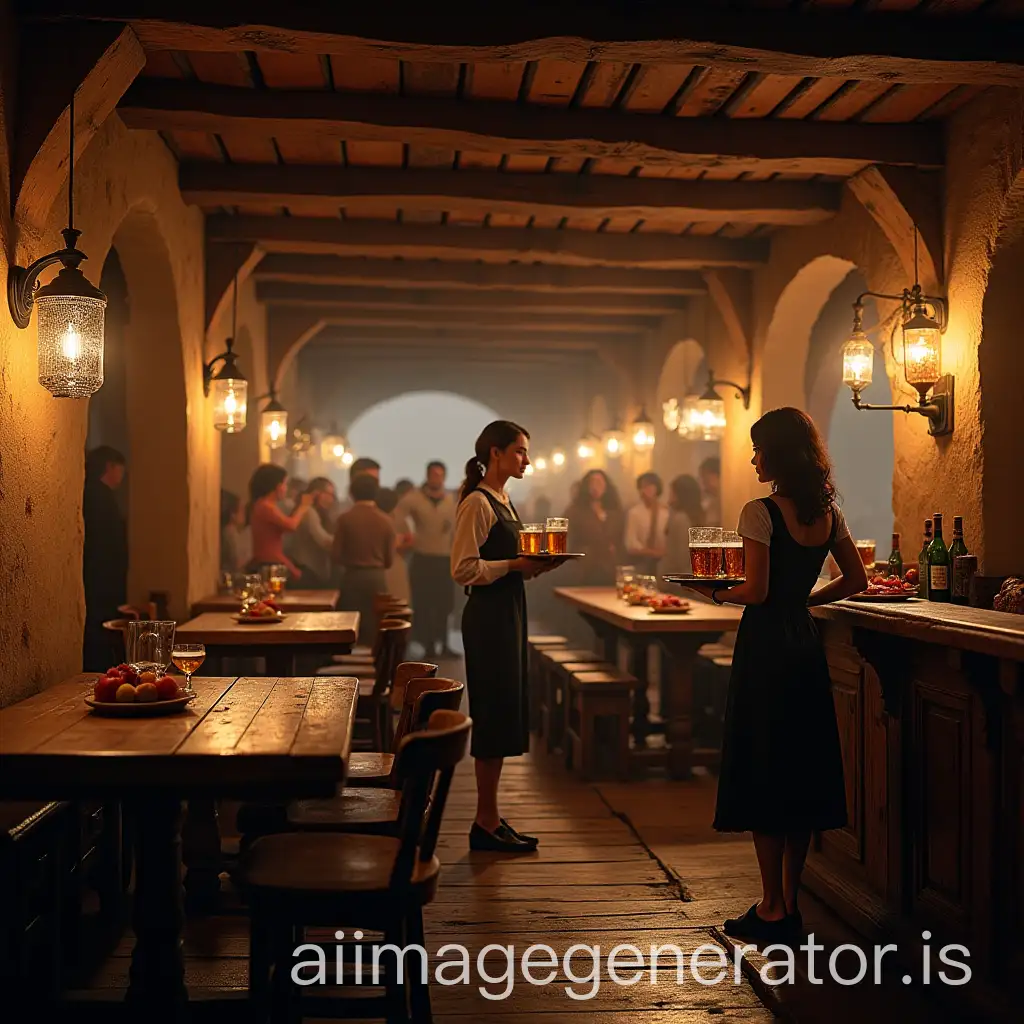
[24,1,1021,357]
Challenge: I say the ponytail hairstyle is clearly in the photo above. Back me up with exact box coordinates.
[459,419,530,503]
[750,407,838,525]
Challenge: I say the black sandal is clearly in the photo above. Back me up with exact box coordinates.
[723,903,794,943]
[500,818,539,847]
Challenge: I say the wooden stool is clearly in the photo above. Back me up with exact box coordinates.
[565,668,640,781]
[527,635,569,733]
[538,648,603,752]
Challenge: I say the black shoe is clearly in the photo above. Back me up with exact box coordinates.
[722,903,794,943]
[469,822,534,853]
[500,818,539,847]
[786,909,804,939]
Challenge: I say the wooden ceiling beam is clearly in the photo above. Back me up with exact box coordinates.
[181,163,840,226]
[121,80,941,174]
[254,255,707,295]
[290,306,659,334]
[255,280,687,316]
[208,216,767,269]
[26,4,1024,85]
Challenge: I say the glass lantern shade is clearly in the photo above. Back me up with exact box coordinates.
[35,284,106,399]
[550,449,566,473]
[260,405,288,449]
[576,435,597,461]
[683,393,727,441]
[211,376,248,433]
[842,330,874,393]
[603,428,626,458]
[662,398,681,433]
[631,412,656,453]
[321,434,348,467]
[902,307,942,394]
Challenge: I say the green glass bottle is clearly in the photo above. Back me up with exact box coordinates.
[887,532,903,579]
[917,519,932,599]
[949,516,969,605]
[927,513,952,602]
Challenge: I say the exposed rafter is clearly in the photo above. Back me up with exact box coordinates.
[208,216,768,269]
[254,255,708,295]
[120,81,942,175]
[26,4,1024,84]
[180,163,841,226]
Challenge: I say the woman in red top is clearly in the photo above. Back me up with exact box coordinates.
[246,464,313,579]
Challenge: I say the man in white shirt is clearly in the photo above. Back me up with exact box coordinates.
[397,460,458,657]
[624,472,670,576]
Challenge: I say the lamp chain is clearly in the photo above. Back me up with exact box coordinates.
[68,91,74,232]
[913,226,919,288]
[231,273,238,343]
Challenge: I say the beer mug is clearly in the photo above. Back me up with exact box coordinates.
[545,517,569,554]
[721,531,744,578]
[689,527,723,577]
[517,523,544,555]
[127,620,176,676]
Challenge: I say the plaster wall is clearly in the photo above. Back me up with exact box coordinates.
[0,107,215,705]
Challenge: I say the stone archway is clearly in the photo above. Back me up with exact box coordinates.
[111,208,195,616]
[655,338,716,488]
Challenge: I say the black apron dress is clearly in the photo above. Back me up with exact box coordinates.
[713,497,848,834]
[460,489,529,760]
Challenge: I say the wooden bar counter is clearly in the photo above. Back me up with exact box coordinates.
[807,597,1023,1015]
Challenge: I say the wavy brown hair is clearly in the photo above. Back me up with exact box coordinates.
[751,408,837,525]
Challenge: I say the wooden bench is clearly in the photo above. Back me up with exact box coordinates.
[564,668,641,781]
[538,647,604,751]
[527,634,568,732]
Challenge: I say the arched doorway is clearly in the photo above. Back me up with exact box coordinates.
[656,338,716,497]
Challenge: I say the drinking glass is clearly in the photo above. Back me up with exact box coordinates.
[517,523,544,555]
[171,643,205,693]
[240,573,265,611]
[615,565,636,600]
[261,563,288,595]
[545,517,569,554]
[127,620,176,676]
[721,530,745,578]
[689,527,724,577]
[636,574,658,604]
[855,540,877,568]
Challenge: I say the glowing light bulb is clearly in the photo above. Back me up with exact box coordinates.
[551,450,566,468]
[61,324,82,362]
[341,451,354,467]
[534,457,548,472]
[269,420,282,442]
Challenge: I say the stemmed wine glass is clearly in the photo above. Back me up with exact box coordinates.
[171,643,205,694]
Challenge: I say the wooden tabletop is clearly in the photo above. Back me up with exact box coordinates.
[0,675,358,800]
[190,589,340,614]
[174,611,358,646]
[554,586,742,633]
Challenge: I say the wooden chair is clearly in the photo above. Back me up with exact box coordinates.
[538,647,604,751]
[243,710,472,1023]
[350,621,411,750]
[527,634,568,732]
[564,668,641,781]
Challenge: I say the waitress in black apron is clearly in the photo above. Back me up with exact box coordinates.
[451,420,566,852]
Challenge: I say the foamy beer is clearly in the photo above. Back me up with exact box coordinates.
[855,539,876,568]
[689,527,723,577]
[545,517,569,554]
[518,523,544,555]
[721,531,744,577]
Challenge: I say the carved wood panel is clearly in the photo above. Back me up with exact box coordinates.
[823,640,863,863]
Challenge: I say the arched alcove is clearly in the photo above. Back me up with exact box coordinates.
[111,208,192,612]
[346,391,505,493]
[655,338,717,489]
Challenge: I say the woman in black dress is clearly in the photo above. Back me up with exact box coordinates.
[451,421,565,853]
[688,408,868,942]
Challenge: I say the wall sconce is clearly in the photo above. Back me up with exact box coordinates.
[841,278,953,436]
[320,426,348,468]
[662,399,682,433]
[258,391,288,449]
[576,433,599,461]
[7,93,106,398]
[602,420,627,459]
[550,448,566,473]
[631,408,656,453]
[679,369,750,442]
[203,275,248,433]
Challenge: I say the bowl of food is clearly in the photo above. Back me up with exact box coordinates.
[233,599,287,623]
[648,594,691,615]
[848,573,919,602]
[86,666,194,716]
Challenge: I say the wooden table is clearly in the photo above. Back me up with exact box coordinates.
[190,588,340,615]
[555,586,742,779]
[174,611,358,674]
[0,674,357,1016]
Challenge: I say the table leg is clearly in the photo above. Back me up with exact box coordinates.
[182,799,222,913]
[629,639,652,747]
[125,796,187,1016]
[658,636,708,780]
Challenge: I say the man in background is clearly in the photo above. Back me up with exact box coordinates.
[336,457,382,516]
[624,472,669,576]
[332,473,394,646]
[699,456,722,526]
[83,446,128,670]
[396,460,457,658]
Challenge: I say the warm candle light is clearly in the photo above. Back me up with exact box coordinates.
[533,456,548,472]
[631,408,656,452]
[260,402,288,450]
[211,376,248,433]
[842,329,874,393]
[903,305,942,396]
[602,426,626,458]
[662,398,681,433]
[550,449,566,472]
[576,435,597,460]
[321,433,348,467]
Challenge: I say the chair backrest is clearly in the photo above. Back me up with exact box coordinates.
[373,619,412,697]
[389,710,471,892]
[388,661,439,712]
[388,678,463,779]
[102,619,131,663]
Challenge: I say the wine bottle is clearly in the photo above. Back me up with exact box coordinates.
[949,516,969,605]
[887,533,903,579]
[927,513,951,602]
[917,519,932,599]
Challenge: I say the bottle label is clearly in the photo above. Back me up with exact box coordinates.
[930,565,949,591]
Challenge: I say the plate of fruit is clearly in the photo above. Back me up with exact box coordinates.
[647,594,691,615]
[87,666,195,716]
[232,600,287,623]
[849,571,919,601]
